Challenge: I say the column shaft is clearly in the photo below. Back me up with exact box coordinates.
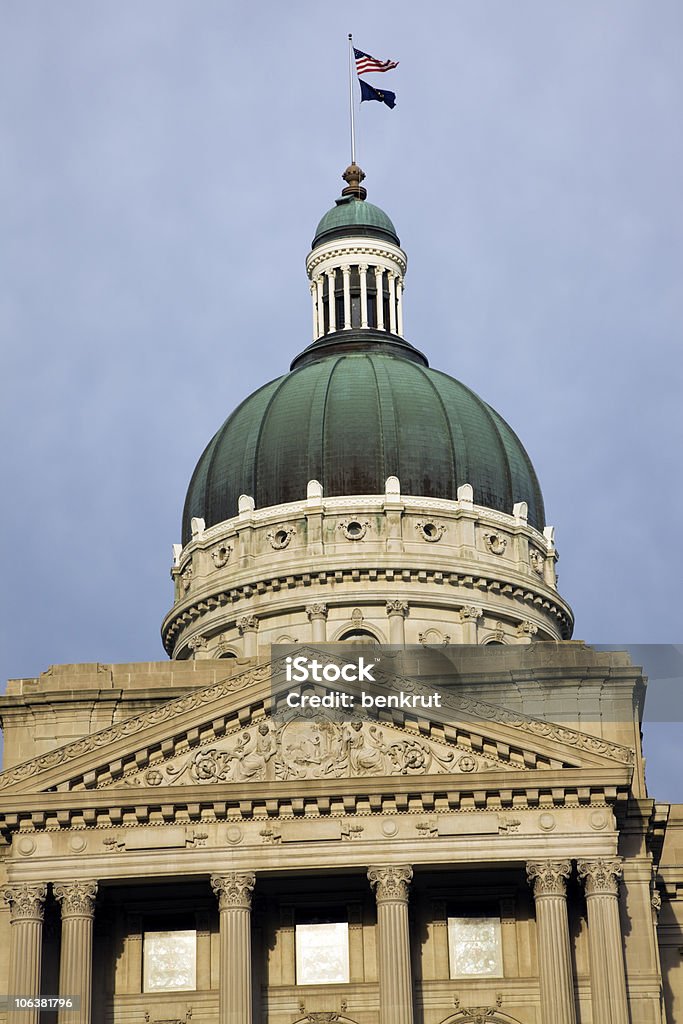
[527,861,576,1024]
[359,264,369,327]
[386,601,408,645]
[315,276,325,338]
[388,273,397,334]
[368,866,414,1024]
[342,266,351,328]
[326,270,337,332]
[578,858,629,1024]
[396,278,404,335]
[54,882,97,1024]
[310,282,317,340]
[375,267,385,329]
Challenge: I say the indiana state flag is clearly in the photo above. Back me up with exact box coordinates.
[359,78,396,109]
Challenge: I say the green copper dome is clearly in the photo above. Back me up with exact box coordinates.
[312,196,400,249]
[182,332,545,545]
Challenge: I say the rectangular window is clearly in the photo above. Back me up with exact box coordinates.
[143,929,197,992]
[447,915,503,978]
[295,920,350,985]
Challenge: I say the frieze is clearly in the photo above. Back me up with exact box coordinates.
[114,719,506,787]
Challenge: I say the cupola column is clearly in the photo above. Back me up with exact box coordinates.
[3,883,47,1024]
[359,263,369,328]
[342,265,352,329]
[368,866,414,1024]
[374,266,385,330]
[326,270,337,332]
[309,281,318,340]
[577,858,629,1024]
[315,276,325,339]
[211,873,256,1024]
[388,272,397,334]
[396,278,404,336]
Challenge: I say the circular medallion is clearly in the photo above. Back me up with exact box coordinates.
[69,835,88,853]
[382,819,399,837]
[225,826,243,845]
[589,810,608,831]
[17,836,36,856]
[539,812,556,832]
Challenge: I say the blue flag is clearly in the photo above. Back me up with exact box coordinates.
[359,78,396,109]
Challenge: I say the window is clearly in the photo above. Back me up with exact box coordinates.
[447,914,502,978]
[295,909,349,985]
[143,928,197,991]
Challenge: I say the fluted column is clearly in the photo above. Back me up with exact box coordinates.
[342,265,351,329]
[386,601,408,645]
[577,858,629,1024]
[374,266,385,330]
[315,276,325,338]
[211,872,256,1024]
[368,866,414,1024]
[54,881,97,1024]
[237,615,259,658]
[396,278,404,336]
[310,281,318,340]
[3,883,47,1024]
[526,861,576,1024]
[388,272,397,334]
[359,263,369,328]
[326,270,337,332]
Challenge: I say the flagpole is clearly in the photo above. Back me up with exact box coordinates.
[348,33,356,165]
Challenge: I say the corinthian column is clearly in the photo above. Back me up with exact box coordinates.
[526,861,576,1024]
[211,872,256,1024]
[577,858,629,1024]
[386,601,408,645]
[3,883,47,1024]
[237,615,259,658]
[342,265,351,329]
[306,603,328,643]
[326,270,337,332]
[368,866,414,1024]
[54,881,97,1024]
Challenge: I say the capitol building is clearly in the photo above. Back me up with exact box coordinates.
[1,163,681,1024]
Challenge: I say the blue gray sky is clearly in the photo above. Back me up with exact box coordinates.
[1,4,682,793]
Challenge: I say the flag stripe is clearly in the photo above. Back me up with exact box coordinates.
[353,47,399,75]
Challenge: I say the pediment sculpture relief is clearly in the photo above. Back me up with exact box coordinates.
[114,719,510,788]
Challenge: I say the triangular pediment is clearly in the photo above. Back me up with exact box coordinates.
[0,648,634,802]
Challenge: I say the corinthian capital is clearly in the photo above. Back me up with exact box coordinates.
[526,860,572,897]
[54,880,98,917]
[577,857,623,897]
[2,882,47,922]
[367,865,413,903]
[211,871,256,910]
[306,603,328,621]
[237,616,259,635]
[386,600,409,618]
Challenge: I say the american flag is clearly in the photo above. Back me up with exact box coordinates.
[354,47,399,76]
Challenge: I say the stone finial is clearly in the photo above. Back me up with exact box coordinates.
[307,479,323,500]
[172,543,182,567]
[513,501,528,522]
[238,494,255,514]
[190,517,205,538]
[385,475,401,496]
[457,483,474,503]
[341,162,367,200]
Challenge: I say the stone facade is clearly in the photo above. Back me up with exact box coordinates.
[0,643,680,1024]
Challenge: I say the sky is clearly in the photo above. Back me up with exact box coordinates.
[1,4,682,793]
